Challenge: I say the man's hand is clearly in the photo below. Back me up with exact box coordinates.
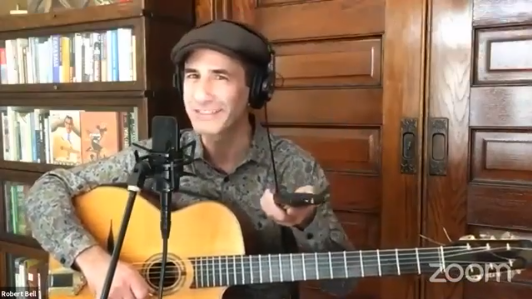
[260,185,317,228]
[75,246,150,299]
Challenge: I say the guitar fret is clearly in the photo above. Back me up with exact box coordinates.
[249,255,254,283]
[359,251,365,277]
[302,253,307,281]
[439,246,446,271]
[241,255,245,285]
[198,257,203,287]
[278,254,283,282]
[207,257,212,286]
[289,253,294,281]
[395,249,400,275]
[343,251,348,278]
[225,256,229,285]
[219,256,222,285]
[315,253,319,280]
[258,254,263,283]
[415,248,421,274]
[377,249,382,276]
[232,255,237,285]
[328,252,333,279]
[268,254,273,282]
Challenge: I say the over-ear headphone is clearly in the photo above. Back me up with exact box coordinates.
[172,19,276,110]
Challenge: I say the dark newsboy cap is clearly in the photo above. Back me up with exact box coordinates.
[170,20,271,67]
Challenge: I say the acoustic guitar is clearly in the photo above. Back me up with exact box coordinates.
[47,185,532,299]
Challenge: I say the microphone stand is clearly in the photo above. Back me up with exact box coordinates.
[153,150,178,299]
[99,151,152,299]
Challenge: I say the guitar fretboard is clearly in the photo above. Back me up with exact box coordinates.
[190,247,459,288]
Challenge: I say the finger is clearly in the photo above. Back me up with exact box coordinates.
[295,185,314,194]
[263,192,288,221]
[130,279,150,299]
[285,205,314,216]
[121,288,136,299]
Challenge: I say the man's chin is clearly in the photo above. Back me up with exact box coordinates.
[191,124,223,136]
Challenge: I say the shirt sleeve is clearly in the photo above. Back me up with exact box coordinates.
[24,139,152,268]
[279,146,359,297]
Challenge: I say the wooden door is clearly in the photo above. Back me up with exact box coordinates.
[196,1,426,299]
[423,0,532,298]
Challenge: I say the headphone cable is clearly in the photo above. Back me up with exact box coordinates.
[263,104,280,193]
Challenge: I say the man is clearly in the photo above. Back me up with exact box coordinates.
[51,115,81,164]
[24,20,357,299]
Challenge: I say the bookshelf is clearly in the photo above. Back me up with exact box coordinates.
[0,0,194,294]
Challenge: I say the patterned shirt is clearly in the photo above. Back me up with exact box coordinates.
[24,117,357,298]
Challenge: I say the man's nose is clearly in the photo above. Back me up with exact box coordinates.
[193,79,214,102]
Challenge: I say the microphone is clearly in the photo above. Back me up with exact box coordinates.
[150,116,185,299]
[99,116,195,299]
[151,115,181,241]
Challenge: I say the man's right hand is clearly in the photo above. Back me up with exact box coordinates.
[75,246,150,299]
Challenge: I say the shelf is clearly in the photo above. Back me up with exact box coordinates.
[0,3,143,34]
[0,233,42,251]
[0,161,66,173]
[0,1,193,34]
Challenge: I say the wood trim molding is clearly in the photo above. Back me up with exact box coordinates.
[210,0,232,20]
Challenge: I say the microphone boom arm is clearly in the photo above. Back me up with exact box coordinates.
[99,150,152,299]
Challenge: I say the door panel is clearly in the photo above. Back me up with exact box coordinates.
[195,1,425,299]
[424,0,532,298]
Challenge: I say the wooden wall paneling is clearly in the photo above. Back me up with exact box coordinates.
[423,0,532,299]
[194,1,426,299]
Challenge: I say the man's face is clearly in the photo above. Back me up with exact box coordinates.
[182,48,249,136]
[64,118,73,133]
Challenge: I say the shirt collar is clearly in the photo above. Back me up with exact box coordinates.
[189,114,271,166]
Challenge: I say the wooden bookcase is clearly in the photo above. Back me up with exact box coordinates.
[0,0,194,293]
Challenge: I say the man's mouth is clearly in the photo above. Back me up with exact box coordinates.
[195,109,222,115]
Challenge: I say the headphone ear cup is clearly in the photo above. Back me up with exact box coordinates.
[173,71,183,95]
[248,71,266,109]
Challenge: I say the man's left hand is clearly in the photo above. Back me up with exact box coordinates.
[260,185,317,228]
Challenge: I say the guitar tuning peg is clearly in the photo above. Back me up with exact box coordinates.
[501,231,515,239]
[515,269,522,274]
[489,235,496,240]
[459,234,476,240]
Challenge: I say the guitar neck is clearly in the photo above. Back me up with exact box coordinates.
[191,247,450,288]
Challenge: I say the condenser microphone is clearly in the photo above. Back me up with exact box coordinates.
[150,116,181,299]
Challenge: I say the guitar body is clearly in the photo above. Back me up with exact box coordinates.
[48,186,246,299]
[46,186,532,299]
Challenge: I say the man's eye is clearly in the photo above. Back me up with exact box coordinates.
[185,74,198,79]
[215,75,228,80]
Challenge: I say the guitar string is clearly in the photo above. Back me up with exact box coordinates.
[124,246,524,274]
[127,246,520,268]
[127,246,466,267]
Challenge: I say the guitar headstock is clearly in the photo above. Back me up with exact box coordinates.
[441,231,532,281]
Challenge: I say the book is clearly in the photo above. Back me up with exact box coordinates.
[0,28,136,84]
[1,107,138,165]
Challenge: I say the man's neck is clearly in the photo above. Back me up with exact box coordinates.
[201,115,253,174]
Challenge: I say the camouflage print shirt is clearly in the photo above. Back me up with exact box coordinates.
[24,117,357,299]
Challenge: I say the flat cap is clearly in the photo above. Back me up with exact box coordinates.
[171,20,271,67]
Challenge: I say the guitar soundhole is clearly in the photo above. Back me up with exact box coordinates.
[147,261,180,288]
[142,254,186,293]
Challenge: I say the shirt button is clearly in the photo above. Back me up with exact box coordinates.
[223,176,229,183]
[60,257,66,264]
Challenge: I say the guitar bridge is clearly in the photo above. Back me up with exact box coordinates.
[48,268,86,296]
